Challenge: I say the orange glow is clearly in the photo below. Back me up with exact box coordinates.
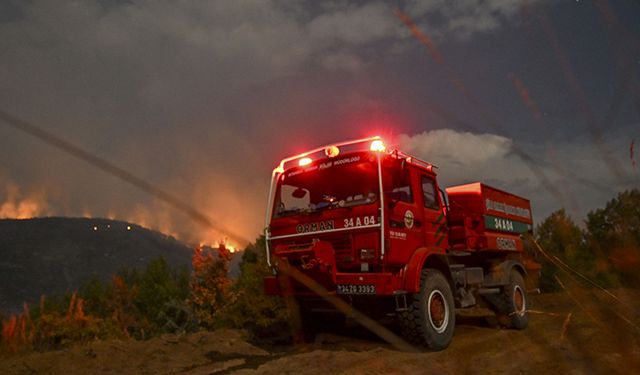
[0,183,49,219]
[370,139,386,152]
[299,157,312,166]
[126,206,179,239]
[325,145,340,157]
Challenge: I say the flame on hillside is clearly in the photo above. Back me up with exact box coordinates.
[0,183,49,219]
[198,237,238,254]
[123,206,243,253]
[0,181,248,253]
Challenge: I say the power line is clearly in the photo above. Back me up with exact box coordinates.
[0,109,250,246]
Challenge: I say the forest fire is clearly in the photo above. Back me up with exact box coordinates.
[198,238,239,259]
[0,181,243,254]
[0,183,48,219]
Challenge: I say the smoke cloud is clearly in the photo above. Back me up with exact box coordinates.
[397,129,635,224]
[0,0,637,245]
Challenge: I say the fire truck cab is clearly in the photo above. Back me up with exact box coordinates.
[264,137,535,350]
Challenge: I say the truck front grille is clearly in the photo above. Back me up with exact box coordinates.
[279,235,354,264]
[329,236,353,263]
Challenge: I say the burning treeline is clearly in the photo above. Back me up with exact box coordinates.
[0,181,246,251]
[0,183,49,219]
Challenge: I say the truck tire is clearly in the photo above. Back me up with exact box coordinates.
[486,270,529,329]
[399,268,455,350]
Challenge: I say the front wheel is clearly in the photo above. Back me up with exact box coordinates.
[399,268,455,350]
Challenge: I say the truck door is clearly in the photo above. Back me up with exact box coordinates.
[420,175,448,249]
[385,166,423,265]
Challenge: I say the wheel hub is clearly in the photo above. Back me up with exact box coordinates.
[427,290,449,333]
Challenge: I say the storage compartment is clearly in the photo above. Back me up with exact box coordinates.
[446,182,532,251]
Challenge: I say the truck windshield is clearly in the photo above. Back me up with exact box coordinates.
[273,155,378,218]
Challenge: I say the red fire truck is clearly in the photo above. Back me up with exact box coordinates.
[263,137,536,350]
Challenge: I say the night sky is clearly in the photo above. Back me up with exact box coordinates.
[1,0,639,246]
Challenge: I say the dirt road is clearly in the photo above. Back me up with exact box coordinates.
[1,293,638,374]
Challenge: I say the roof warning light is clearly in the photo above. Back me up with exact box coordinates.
[325,145,340,157]
[370,139,386,152]
[299,157,313,166]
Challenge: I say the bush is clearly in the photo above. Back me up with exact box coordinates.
[534,191,640,292]
[135,258,190,331]
[223,237,290,343]
[156,299,198,335]
[1,256,194,356]
[586,189,640,285]
[31,293,112,351]
[534,209,587,292]
[1,304,33,354]
[189,245,232,329]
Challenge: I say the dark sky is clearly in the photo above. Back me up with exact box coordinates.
[0,0,639,246]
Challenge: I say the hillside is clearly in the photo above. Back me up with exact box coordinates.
[0,217,193,313]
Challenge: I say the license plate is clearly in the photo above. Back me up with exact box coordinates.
[336,284,376,295]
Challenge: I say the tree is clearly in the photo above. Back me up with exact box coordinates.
[135,257,189,327]
[79,257,193,338]
[224,236,290,343]
[534,209,589,291]
[189,245,232,328]
[586,189,640,285]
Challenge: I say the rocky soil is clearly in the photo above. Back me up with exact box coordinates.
[1,292,639,374]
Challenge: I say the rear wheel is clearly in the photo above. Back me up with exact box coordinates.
[399,268,455,350]
[485,270,529,329]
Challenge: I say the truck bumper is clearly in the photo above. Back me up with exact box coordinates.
[263,271,401,296]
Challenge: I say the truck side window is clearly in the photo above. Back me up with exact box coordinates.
[390,169,413,203]
[422,176,439,210]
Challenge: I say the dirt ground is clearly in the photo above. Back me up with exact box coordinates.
[1,292,639,375]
